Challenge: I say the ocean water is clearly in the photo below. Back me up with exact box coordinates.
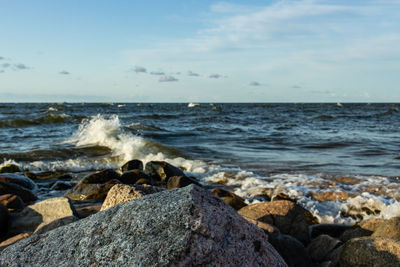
[1,102,400,224]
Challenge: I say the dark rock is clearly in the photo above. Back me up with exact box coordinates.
[119,169,151,184]
[64,183,114,201]
[0,181,37,203]
[144,161,185,183]
[9,197,78,235]
[339,236,400,266]
[310,223,353,239]
[73,202,102,219]
[238,200,315,244]
[372,217,400,239]
[24,171,71,180]
[80,169,120,184]
[121,159,143,172]
[0,173,36,190]
[135,178,152,185]
[103,179,121,185]
[50,181,73,191]
[0,204,9,237]
[211,188,247,210]
[269,233,312,267]
[167,176,200,190]
[307,234,342,262]
[100,184,163,211]
[340,227,372,243]
[0,185,287,267]
[0,194,24,211]
[0,164,20,173]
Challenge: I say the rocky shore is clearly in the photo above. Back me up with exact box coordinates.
[0,160,400,266]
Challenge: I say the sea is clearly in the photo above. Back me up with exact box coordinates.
[1,102,400,224]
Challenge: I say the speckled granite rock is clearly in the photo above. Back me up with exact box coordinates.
[0,185,287,267]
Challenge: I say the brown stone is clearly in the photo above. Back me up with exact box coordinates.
[9,197,78,235]
[211,188,247,210]
[74,202,102,219]
[100,184,161,211]
[242,217,280,234]
[64,183,115,201]
[358,218,385,231]
[238,200,315,244]
[0,194,24,211]
[24,171,71,180]
[339,237,400,266]
[372,217,400,239]
[340,227,372,243]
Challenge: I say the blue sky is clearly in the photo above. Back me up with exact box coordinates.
[1,0,399,102]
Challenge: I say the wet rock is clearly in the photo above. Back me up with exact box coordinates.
[271,193,297,202]
[0,173,36,190]
[307,234,342,262]
[121,159,143,172]
[269,233,312,267]
[24,171,71,180]
[0,185,287,267]
[339,236,400,266]
[0,164,20,173]
[211,188,247,210]
[64,183,115,201]
[372,217,400,239]
[0,181,37,203]
[100,184,163,211]
[167,175,200,190]
[238,200,315,244]
[334,176,361,185]
[310,223,353,239]
[144,161,185,183]
[118,169,151,185]
[135,178,152,185]
[80,169,120,184]
[9,197,78,235]
[311,191,355,202]
[0,204,9,237]
[50,181,73,191]
[0,194,24,211]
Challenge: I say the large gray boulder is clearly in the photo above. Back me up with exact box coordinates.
[0,185,287,267]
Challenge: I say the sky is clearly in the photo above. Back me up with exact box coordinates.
[0,0,399,102]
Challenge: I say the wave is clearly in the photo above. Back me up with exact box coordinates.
[0,114,85,128]
[63,114,207,172]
